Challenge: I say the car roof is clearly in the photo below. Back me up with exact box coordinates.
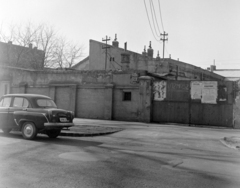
[2,94,51,99]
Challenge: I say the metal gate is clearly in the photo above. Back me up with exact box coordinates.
[152,80,234,127]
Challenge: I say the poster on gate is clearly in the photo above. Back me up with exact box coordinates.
[201,81,218,104]
[153,81,166,101]
[191,81,202,100]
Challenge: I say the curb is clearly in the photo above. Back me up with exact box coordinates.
[59,129,123,137]
[220,137,240,150]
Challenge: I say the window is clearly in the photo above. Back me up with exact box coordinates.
[123,92,132,101]
[36,99,57,108]
[0,97,12,107]
[13,97,29,108]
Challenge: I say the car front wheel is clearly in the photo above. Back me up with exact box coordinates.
[46,129,61,138]
[22,122,37,140]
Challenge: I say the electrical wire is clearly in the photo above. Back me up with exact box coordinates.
[144,0,161,41]
[149,0,161,37]
[158,0,165,32]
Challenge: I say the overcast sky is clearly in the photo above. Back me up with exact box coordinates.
[0,0,240,69]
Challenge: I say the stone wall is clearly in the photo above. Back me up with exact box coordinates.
[0,66,151,122]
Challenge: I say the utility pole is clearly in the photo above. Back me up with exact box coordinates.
[160,31,168,59]
[102,35,111,70]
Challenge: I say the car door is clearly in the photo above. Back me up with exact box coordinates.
[8,97,30,129]
[0,97,12,129]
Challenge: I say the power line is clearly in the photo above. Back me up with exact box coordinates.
[143,0,161,41]
[158,0,165,32]
[149,0,161,37]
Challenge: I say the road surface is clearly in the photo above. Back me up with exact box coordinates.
[0,119,240,188]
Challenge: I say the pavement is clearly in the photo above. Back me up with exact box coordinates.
[60,118,124,137]
[221,136,240,151]
[62,118,240,150]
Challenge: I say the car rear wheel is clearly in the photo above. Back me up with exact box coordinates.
[22,122,37,140]
[46,129,61,138]
[2,128,12,134]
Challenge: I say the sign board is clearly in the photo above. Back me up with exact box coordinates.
[153,81,166,101]
[191,81,218,104]
[201,81,218,104]
[191,81,202,99]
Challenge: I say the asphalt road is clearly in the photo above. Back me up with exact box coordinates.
[0,119,240,188]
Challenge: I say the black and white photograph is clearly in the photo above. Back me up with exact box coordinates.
[0,0,240,187]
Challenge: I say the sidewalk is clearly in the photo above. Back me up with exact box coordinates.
[60,118,240,151]
[221,136,240,150]
[60,119,124,137]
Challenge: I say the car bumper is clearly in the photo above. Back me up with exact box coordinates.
[44,122,74,129]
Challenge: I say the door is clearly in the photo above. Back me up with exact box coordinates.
[8,97,30,129]
[0,96,12,129]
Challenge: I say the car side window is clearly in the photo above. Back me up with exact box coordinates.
[0,97,12,107]
[13,97,29,108]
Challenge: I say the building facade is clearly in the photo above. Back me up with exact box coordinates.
[0,41,45,70]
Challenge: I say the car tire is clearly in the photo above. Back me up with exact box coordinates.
[22,122,37,140]
[46,129,61,139]
[2,128,12,134]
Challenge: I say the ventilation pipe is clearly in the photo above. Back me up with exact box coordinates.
[147,41,153,58]
[112,34,119,48]
[142,46,147,56]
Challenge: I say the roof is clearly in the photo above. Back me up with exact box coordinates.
[2,93,51,99]
[72,56,89,68]
[213,70,240,78]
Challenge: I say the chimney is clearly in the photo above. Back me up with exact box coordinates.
[124,42,127,51]
[147,41,153,58]
[142,46,147,56]
[210,65,216,72]
[112,34,119,48]
[29,43,33,49]
[156,51,160,60]
[121,52,130,71]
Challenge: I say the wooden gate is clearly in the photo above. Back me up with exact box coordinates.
[152,80,234,127]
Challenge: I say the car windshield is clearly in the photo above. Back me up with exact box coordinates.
[36,98,57,108]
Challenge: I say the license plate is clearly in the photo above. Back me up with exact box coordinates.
[60,118,68,122]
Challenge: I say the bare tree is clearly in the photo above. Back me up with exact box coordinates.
[0,22,84,68]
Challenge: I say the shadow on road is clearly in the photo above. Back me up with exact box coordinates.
[0,132,102,148]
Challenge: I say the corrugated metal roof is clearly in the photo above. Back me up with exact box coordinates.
[213,70,240,78]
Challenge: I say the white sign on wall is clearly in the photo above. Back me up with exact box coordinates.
[153,81,166,101]
[191,81,202,99]
[201,81,218,104]
[191,81,218,104]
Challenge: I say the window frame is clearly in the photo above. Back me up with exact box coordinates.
[12,97,30,108]
[0,97,12,107]
[122,91,132,101]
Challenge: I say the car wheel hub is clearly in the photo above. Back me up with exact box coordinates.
[24,126,33,136]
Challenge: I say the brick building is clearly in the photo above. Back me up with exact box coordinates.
[74,38,224,81]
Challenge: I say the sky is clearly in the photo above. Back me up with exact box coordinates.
[0,0,240,69]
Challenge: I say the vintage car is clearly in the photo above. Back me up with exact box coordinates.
[0,94,74,140]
